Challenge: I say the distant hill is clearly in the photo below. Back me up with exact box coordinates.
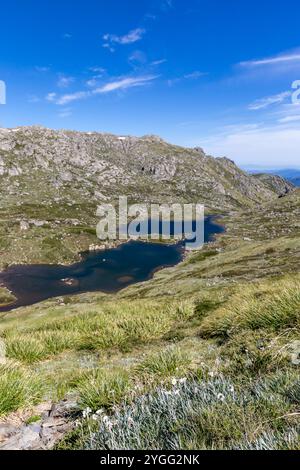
[252,173,295,196]
[245,166,300,187]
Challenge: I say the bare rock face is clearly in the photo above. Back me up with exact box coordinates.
[252,173,295,197]
[0,126,283,212]
[0,398,77,450]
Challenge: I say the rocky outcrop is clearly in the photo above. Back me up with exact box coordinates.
[0,126,281,212]
[0,398,77,450]
[252,173,295,197]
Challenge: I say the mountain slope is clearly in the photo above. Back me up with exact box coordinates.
[252,173,295,195]
[0,126,281,211]
[0,190,299,450]
[0,126,293,268]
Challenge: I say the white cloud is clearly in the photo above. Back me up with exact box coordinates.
[202,125,300,166]
[128,50,147,64]
[86,78,98,88]
[248,91,291,110]
[240,51,300,67]
[58,108,72,118]
[151,59,167,66]
[46,92,57,102]
[53,75,157,105]
[103,28,145,47]
[184,71,207,79]
[57,75,74,88]
[278,114,300,123]
[56,91,90,105]
[89,67,106,74]
[103,43,115,53]
[93,75,157,94]
[167,71,207,86]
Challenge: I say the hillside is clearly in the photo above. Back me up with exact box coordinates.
[0,126,283,211]
[252,173,295,196]
[0,182,299,449]
[0,126,299,450]
[0,126,293,268]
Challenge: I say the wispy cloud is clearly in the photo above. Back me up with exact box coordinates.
[35,66,50,73]
[57,75,74,88]
[150,59,167,66]
[56,91,89,105]
[94,75,157,94]
[128,50,147,65]
[46,92,57,102]
[184,71,207,79]
[167,71,207,86]
[58,108,72,118]
[240,51,300,67]
[103,28,145,51]
[248,91,291,110]
[89,67,106,74]
[202,124,300,167]
[278,114,300,123]
[51,75,158,105]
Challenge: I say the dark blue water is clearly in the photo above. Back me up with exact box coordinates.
[0,216,223,312]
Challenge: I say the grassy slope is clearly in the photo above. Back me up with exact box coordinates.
[0,190,299,449]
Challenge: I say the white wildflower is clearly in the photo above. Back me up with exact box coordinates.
[102,415,114,430]
[171,378,177,386]
[217,393,225,402]
[179,377,187,384]
[82,406,92,418]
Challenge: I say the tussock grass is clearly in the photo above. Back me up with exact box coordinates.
[77,368,131,412]
[3,299,196,364]
[136,347,191,378]
[199,276,300,338]
[0,363,44,416]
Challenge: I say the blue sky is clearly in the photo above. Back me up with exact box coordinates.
[1,0,300,166]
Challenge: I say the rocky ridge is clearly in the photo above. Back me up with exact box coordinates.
[0,126,292,211]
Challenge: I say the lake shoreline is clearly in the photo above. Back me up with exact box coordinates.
[0,216,225,312]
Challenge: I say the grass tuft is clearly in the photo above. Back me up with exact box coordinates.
[0,363,44,416]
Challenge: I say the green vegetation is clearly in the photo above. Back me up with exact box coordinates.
[83,372,300,450]
[0,190,299,450]
[77,369,132,412]
[135,347,191,378]
[199,276,300,338]
[0,363,44,416]
[0,287,15,306]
